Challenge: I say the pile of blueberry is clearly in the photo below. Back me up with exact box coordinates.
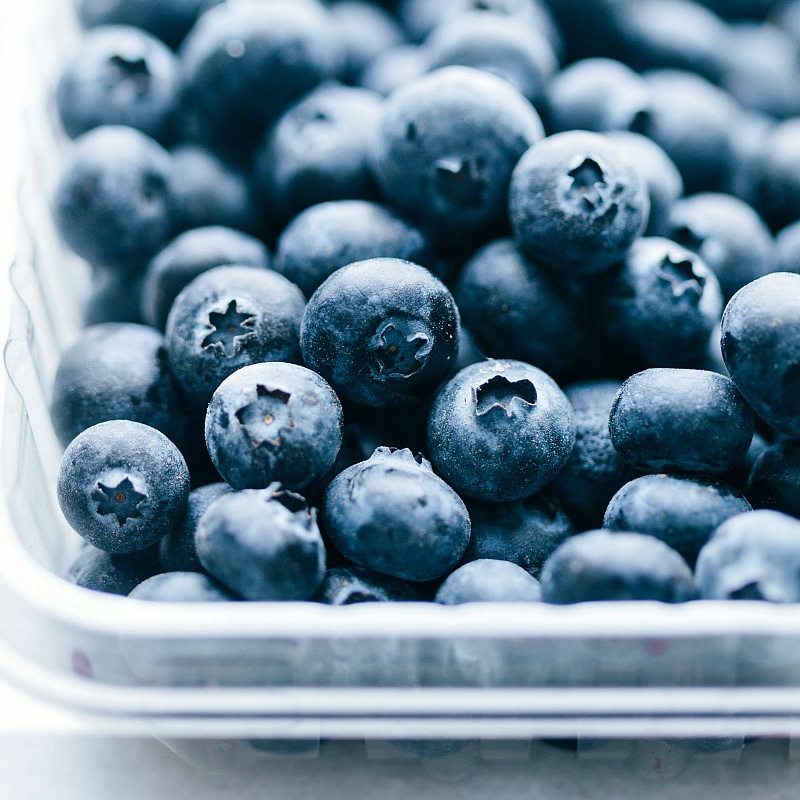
[50,0,800,608]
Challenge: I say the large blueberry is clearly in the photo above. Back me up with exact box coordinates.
[57,420,190,554]
[427,359,575,502]
[205,362,343,492]
[434,559,543,604]
[323,447,471,582]
[300,258,460,409]
[721,272,800,437]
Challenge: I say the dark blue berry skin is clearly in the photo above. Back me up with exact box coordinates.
[427,359,575,502]
[461,493,574,577]
[604,131,684,237]
[746,439,800,519]
[83,269,146,325]
[312,562,419,604]
[603,473,752,567]
[540,529,697,604]
[178,0,345,155]
[67,543,161,595]
[128,571,237,602]
[159,482,232,573]
[53,125,177,273]
[170,145,260,236]
[51,322,191,451]
[776,219,800,273]
[508,130,650,277]
[165,265,305,414]
[78,0,222,51]
[205,362,343,492]
[423,11,558,107]
[434,558,543,604]
[323,447,471,582]
[454,238,596,385]
[300,258,460,409]
[57,420,191,554]
[56,25,180,143]
[721,272,800,438]
[608,368,755,475]
[142,226,271,331]
[666,192,777,302]
[194,485,326,601]
[275,200,432,299]
[550,380,644,532]
[722,431,769,495]
[253,83,384,227]
[696,509,800,602]
[370,66,544,251]
[594,237,724,373]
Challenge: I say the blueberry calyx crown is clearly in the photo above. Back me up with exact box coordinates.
[434,156,487,209]
[566,158,608,212]
[367,318,433,382]
[475,375,538,419]
[370,446,433,471]
[92,476,146,526]
[107,53,151,93]
[264,482,318,531]
[202,299,256,356]
[656,255,705,300]
[235,385,293,448]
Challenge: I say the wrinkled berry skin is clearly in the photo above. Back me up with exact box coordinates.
[53,125,177,272]
[594,237,724,372]
[323,447,471,582]
[166,265,305,414]
[370,65,544,250]
[508,130,650,276]
[746,439,800,519]
[67,544,161,595]
[603,473,752,567]
[205,362,343,492]
[427,359,575,502]
[300,258,460,409]
[462,493,574,578]
[56,25,179,142]
[312,563,419,605]
[540,529,697,604]
[609,368,754,475]
[721,272,800,438]
[51,322,191,451]
[57,420,190,554]
[696,510,800,602]
[128,571,236,602]
[159,482,232,573]
[434,559,543,604]
[194,485,326,601]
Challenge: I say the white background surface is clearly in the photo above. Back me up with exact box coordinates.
[2,2,800,797]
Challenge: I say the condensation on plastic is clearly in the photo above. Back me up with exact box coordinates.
[5,0,800,746]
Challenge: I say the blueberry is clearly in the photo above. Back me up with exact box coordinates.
[721,272,800,437]
[323,447,471,582]
[695,509,800,602]
[56,25,180,142]
[540,529,697,604]
[775,218,800,272]
[67,543,161,595]
[51,322,191,451]
[142,226,272,331]
[461,493,574,577]
[194,484,326,601]
[57,420,191,554]
[53,125,177,273]
[746,439,800,518]
[549,380,644,531]
[427,359,575,502]
[159,481,233,573]
[253,83,384,227]
[508,130,650,276]
[603,473,752,567]
[128,571,237,602]
[165,265,305,414]
[312,562,419,604]
[608,368,755,475]
[666,192,777,301]
[204,362,343,492]
[274,200,432,299]
[370,65,544,250]
[300,258,460,409]
[83,269,146,325]
[434,558,543,604]
[358,44,427,96]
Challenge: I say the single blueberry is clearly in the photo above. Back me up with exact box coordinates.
[434,559,543,604]
[128,571,237,602]
[67,543,161,595]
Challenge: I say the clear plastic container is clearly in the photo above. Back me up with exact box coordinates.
[4,0,800,748]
